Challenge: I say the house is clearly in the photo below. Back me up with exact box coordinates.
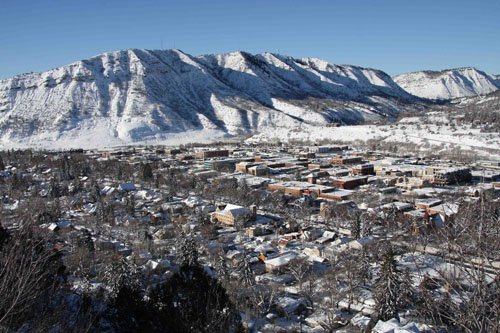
[211,204,256,226]
[265,252,298,274]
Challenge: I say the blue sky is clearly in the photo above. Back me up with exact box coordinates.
[1,0,499,79]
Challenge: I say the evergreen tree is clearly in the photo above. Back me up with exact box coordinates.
[214,255,229,284]
[374,248,405,321]
[0,154,4,170]
[177,236,198,267]
[149,264,241,332]
[238,250,254,287]
[361,214,373,238]
[142,163,153,180]
[89,179,101,203]
[359,250,372,285]
[110,284,154,332]
[125,194,135,217]
[104,258,141,297]
[350,214,361,239]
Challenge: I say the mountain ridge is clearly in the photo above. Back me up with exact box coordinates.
[393,67,499,100]
[0,48,428,148]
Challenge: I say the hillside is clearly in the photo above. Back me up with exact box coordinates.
[0,49,425,148]
[393,67,499,100]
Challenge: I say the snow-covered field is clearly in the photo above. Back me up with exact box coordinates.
[247,114,500,158]
[3,111,498,162]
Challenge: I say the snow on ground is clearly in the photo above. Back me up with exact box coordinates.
[0,118,229,150]
[2,115,499,160]
[246,116,500,159]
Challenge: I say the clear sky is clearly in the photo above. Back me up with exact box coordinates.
[1,0,499,79]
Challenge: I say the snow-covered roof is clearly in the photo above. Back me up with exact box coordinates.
[265,252,298,267]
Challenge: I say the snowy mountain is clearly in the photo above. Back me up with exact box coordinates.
[0,49,424,148]
[489,74,500,88]
[393,67,499,100]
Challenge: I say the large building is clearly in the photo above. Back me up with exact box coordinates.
[196,150,229,160]
[211,204,256,226]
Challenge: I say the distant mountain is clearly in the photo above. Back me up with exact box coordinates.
[489,74,500,88]
[393,67,499,100]
[0,49,425,148]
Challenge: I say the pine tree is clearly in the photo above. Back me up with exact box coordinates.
[359,250,372,285]
[149,264,241,332]
[215,255,229,284]
[0,154,4,171]
[350,214,361,239]
[104,258,141,296]
[142,163,153,180]
[361,216,373,238]
[238,250,254,287]
[177,237,198,268]
[374,248,404,321]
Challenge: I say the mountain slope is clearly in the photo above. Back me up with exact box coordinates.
[393,67,499,100]
[0,49,424,148]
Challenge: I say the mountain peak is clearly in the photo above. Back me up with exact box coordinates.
[393,67,498,100]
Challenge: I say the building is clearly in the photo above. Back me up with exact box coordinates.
[265,252,298,274]
[248,165,269,176]
[211,204,256,226]
[414,198,442,211]
[196,150,229,160]
[328,155,363,165]
[332,176,368,189]
[351,164,374,176]
[204,159,238,171]
[319,189,352,201]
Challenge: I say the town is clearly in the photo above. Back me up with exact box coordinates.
[0,143,499,332]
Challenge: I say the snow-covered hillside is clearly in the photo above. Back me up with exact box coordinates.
[489,74,500,88]
[393,67,499,100]
[0,49,424,148]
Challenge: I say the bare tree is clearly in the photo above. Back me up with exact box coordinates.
[0,221,65,330]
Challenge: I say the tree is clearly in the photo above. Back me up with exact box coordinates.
[142,162,153,180]
[374,248,405,321]
[238,250,254,287]
[149,264,242,332]
[350,214,361,239]
[177,236,198,268]
[0,221,65,330]
[104,257,142,297]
